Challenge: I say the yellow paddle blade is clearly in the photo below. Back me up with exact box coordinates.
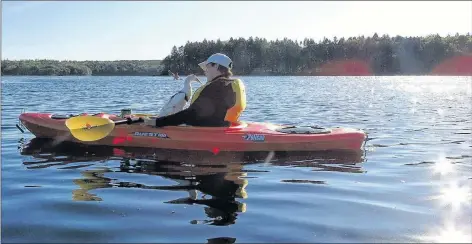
[65,116,115,141]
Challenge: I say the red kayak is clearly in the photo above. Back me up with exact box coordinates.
[18,112,367,152]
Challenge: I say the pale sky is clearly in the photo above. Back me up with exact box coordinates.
[2,1,471,61]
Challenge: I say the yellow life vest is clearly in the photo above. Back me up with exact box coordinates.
[190,78,246,123]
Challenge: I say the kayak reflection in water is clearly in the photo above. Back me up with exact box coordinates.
[145,53,247,128]
[19,138,365,226]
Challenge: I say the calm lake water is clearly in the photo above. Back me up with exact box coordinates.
[1,75,471,243]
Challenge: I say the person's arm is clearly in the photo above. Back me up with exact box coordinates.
[154,106,195,127]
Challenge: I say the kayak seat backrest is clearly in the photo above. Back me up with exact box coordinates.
[224,79,247,124]
[175,121,248,131]
[226,121,248,131]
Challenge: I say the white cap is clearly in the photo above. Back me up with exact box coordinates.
[198,53,233,71]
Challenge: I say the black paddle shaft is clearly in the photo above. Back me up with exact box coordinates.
[114,117,144,125]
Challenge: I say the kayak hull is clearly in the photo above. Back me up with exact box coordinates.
[18,112,367,152]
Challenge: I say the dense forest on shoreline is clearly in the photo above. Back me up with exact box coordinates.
[1,60,162,76]
[2,33,471,76]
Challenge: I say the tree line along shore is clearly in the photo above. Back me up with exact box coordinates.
[2,33,471,76]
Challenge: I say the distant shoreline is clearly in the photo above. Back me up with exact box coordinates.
[2,33,472,76]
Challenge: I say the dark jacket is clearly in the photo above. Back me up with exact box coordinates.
[154,75,239,127]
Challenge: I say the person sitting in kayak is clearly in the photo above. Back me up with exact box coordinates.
[145,53,246,127]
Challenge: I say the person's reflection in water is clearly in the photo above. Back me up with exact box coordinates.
[127,159,248,226]
[193,172,248,226]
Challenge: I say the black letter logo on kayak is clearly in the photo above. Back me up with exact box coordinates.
[242,134,265,142]
[133,131,169,138]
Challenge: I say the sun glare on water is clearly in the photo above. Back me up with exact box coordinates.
[430,154,471,211]
[426,223,472,243]
[433,156,454,175]
[438,182,471,211]
[429,84,456,94]
[421,181,472,243]
[466,83,472,97]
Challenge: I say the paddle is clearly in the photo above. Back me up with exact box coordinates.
[65,115,144,142]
